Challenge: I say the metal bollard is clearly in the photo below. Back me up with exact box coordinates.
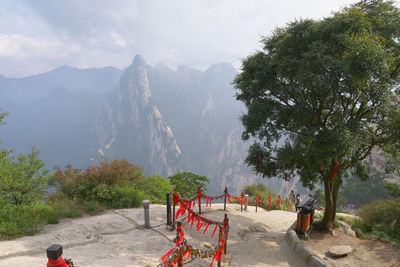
[166,192,171,227]
[245,194,249,211]
[143,200,150,228]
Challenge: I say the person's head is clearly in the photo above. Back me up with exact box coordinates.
[296,194,300,197]
[290,190,294,194]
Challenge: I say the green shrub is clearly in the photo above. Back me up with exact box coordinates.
[0,145,50,239]
[139,175,173,203]
[53,160,147,209]
[0,201,44,239]
[168,172,209,199]
[240,184,291,211]
[354,198,400,243]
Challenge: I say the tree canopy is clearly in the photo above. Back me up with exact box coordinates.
[234,0,400,229]
[168,172,209,198]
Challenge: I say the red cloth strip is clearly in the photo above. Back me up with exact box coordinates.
[197,219,205,231]
[333,162,339,181]
[211,224,218,239]
[159,247,176,263]
[203,222,211,234]
[189,214,196,230]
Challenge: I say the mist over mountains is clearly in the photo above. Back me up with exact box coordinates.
[0,55,286,194]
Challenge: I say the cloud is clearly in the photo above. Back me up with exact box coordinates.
[2,0,397,77]
[110,32,127,47]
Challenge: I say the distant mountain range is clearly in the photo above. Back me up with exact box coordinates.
[0,55,293,195]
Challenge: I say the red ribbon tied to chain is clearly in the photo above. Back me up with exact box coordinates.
[276,195,280,207]
[268,196,272,208]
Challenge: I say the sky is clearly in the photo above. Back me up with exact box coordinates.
[0,0,395,77]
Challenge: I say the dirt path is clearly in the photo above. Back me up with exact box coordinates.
[306,225,400,267]
[0,204,305,266]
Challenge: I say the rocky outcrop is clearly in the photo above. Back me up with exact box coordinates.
[93,55,183,176]
[93,55,286,193]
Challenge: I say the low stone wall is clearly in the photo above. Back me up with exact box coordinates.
[285,221,332,267]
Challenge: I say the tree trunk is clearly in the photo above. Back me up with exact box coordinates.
[320,174,339,231]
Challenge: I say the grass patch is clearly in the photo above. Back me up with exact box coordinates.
[314,199,400,244]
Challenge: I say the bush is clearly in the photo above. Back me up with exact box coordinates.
[139,175,173,203]
[241,183,290,211]
[168,172,209,199]
[0,201,47,239]
[354,198,400,243]
[0,146,50,239]
[53,159,146,201]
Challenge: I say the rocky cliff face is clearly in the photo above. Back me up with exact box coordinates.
[93,55,183,176]
[0,54,285,195]
[94,55,282,194]
[89,55,272,194]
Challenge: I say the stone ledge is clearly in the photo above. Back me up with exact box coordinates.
[285,221,332,267]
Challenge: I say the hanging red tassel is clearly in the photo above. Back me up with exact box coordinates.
[332,162,339,181]
[189,215,196,230]
[203,222,211,234]
[259,156,263,164]
[197,219,205,231]
[211,224,218,239]
[276,195,280,207]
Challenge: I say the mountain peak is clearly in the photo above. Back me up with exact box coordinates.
[132,55,146,67]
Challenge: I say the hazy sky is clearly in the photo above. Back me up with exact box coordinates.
[1,0,394,77]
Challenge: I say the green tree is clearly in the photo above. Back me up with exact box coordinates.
[0,146,49,205]
[383,182,400,198]
[234,0,400,230]
[168,172,209,198]
[0,111,50,238]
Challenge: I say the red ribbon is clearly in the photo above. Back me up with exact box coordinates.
[332,162,339,181]
[227,193,231,203]
[211,224,218,239]
[268,197,272,208]
[189,214,196,230]
[203,222,211,234]
[197,218,205,231]
[276,195,280,207]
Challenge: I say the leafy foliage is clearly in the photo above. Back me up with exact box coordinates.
[53,159,146,208]
[339,171,391,207]
[348,198,400,243]
[242,183,290,211]
[138,175,174,204]
[234,0,400,229]
[0,112,50,238]
[383,182,400,198]
[0,147,49,205]
[168,172,209,198]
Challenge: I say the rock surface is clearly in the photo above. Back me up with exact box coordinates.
[328,245,353,257]
[337,220,357,238]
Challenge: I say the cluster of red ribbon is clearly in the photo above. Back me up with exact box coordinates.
[256,194,281,208]
[203,193,224,207]
[159,224,188,266]
[174,192,223,238]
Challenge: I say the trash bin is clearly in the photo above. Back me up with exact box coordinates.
[295,198,316,235]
